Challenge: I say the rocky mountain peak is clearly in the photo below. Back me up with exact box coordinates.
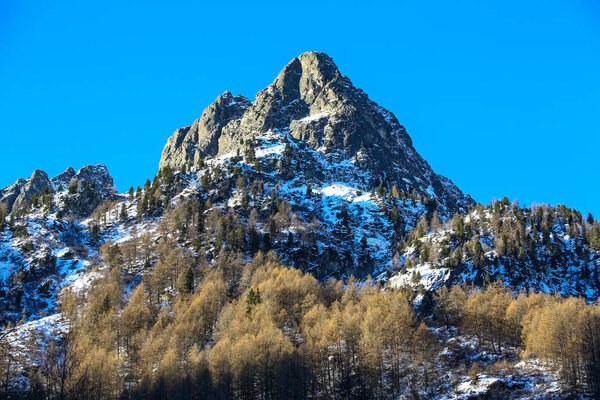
[1,170,51,213]
[69,164,114,191]
[26,170,51,192]
[56,164,117,218]
[50,167,76,191]
[272,51,341,105]
[158,51,474,215]
[0,164,116,216]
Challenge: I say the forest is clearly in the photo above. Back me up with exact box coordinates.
[1,245,600,399]
[1,166,600,399]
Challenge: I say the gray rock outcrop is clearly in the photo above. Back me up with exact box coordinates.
[50,167,76,191]
[12,170,52,212]
[159,91,251,169]
[68,164,115,192]
[62,164,117,217]
[0,178,26,213]
[0,170,52,213]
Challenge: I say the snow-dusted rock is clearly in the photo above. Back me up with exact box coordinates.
[1,169,51,213]
[158,51,473,217]
[50,166,76,191]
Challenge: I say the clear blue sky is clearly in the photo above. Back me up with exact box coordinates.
[1,0,599,216]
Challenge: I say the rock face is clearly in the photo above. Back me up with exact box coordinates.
[69,164,115,191]
[12,170,52,212]
[159,91,251,169]
[0,178,26,213]
[159,51,473,215]
[0,170,52,213]
[63,165,117,217]
[50,167,76,191]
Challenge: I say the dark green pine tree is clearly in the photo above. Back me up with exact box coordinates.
[248,226,260,254]
[137,192,149,218]
[120,204,127,221]
[247,146,256,163]
[246,287,262,316]
[358,236,371,267]
[262,232,272,252]
[336,203,353,241]
[90,224,101,243]
[182,266,194,294]
[474,240,484,259]
[98,294,111,315]
[241,190,250,209]
[591,222,600,251]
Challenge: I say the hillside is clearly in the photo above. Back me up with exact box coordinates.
[0,52,598,399]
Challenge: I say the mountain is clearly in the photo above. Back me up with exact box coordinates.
[1,52,599,399]
[50,166,76,191]
[0,164,116,216]
[159,51,473,217]
[155,51,474,277]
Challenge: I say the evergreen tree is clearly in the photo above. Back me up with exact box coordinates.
[98,294,111,315]
[181,266,194,294]
[90,224,101,242]
[248,226,260,254]
[263,232,272,252]
[120,203,127,221]
[245,287,262,316]
[246,146,256,162]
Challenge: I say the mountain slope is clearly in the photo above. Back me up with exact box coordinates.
[0,164,117,324]
[0,51,599,399]
[390,199,600,300]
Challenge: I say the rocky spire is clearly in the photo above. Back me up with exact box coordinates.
[69,164,114,191]
[0,178,26,213]
[272,51,341,105]
[51,167,76,191]
[9,170,51,212]
[157,51,474,214]
[159,91,251,170]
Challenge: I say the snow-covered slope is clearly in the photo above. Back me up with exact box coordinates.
[390,200,600,300]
